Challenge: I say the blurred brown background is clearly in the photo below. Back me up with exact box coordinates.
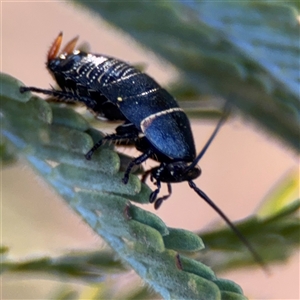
[1,2,299,299]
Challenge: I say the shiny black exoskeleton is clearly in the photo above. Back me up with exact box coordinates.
[20,33,199,209]
[20,33,266,269]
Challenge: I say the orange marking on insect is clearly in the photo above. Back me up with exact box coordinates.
[61,35,79,55]
[47,32,63,61]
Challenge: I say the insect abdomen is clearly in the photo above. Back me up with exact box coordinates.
[82,54,196,159]
[49,51,196,160]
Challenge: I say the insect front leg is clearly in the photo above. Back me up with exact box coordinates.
[122,149,153,184]
[149,179,162,203]
[149,176,172,209]
[154,183,172,210]
[148,163,173,208]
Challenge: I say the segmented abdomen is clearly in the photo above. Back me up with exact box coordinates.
[48,50,195,160]
[58,53,164,103]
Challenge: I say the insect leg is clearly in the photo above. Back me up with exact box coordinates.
[148,179,172,209]
[122,150,152,184]
[154,183,172,209]
[20,86,74,101]
[141,169,152,183]
[85,122,139,159]
[20,86,95,106]
[85,131,138,160]
[149,179,161,203]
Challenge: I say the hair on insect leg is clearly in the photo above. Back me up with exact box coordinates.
[86,130,139,160]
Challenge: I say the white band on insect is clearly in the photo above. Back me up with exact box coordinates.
[141,107,183,132]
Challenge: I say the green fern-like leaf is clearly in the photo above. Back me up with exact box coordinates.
[1,73,247,299]
[198,199,300,272]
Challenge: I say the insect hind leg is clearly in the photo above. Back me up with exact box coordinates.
[85,122,139,160]
[19,86,97,107]
[85,131,138,160]
[20,86,76,103]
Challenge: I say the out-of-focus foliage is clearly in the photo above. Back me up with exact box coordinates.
[2,1,299,298]
[74,0,300,152]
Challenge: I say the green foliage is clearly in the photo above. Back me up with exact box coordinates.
[0,138,17,166]
[194,171,299,272]
[73,0,300,152]
[2,1,299,298]
[1,247,125,280]
[198,199,300,272]
[1,73,247,299]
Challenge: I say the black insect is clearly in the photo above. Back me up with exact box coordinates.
[20,33,266,270]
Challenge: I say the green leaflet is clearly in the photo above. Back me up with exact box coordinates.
[1,73,247,299]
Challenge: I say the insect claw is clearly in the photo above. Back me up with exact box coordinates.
[154,198,163,209]
[149,191,157,203]
[85,151,93,160]
[122,175,129,184]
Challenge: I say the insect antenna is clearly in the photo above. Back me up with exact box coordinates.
[188,180,269,273]
[185,103,268,272]
[185,103,230,173]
